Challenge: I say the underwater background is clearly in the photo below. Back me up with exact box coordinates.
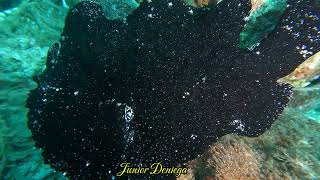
[0,0,319,179]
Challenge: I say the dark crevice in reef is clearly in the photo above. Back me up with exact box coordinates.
[26,0,318,179]
[0,0,22,11]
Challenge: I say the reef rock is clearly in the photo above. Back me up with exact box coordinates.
[251,0,265,12]
[278,52,320,88]
[0,0,21,11]
[239,0,287,49]
[0,0,70,179]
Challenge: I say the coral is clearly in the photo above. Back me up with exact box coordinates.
[0,0,69,179]
[251,0,265,11]
[239,0,287,49]
[278,51,320,88]
[257,109,320,179]
[207,138,260,180]
[179,136,261,180]
[0,1,67,46]
[184,0,221,7]
[177,167,196,180]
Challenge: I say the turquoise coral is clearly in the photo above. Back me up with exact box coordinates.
[239,0,287,49]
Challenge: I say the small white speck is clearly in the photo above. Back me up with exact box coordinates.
[74,91,79,95]
[191,134,197,140]
[86,161,90,167]
[202,76,206,83]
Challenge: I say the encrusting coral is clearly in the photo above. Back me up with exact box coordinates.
[185,0,221,7]
[278,51,320,88]
[239,0,287,49]
[251,0,265,11]
[178,135,261,180]
[207,138,260,180]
